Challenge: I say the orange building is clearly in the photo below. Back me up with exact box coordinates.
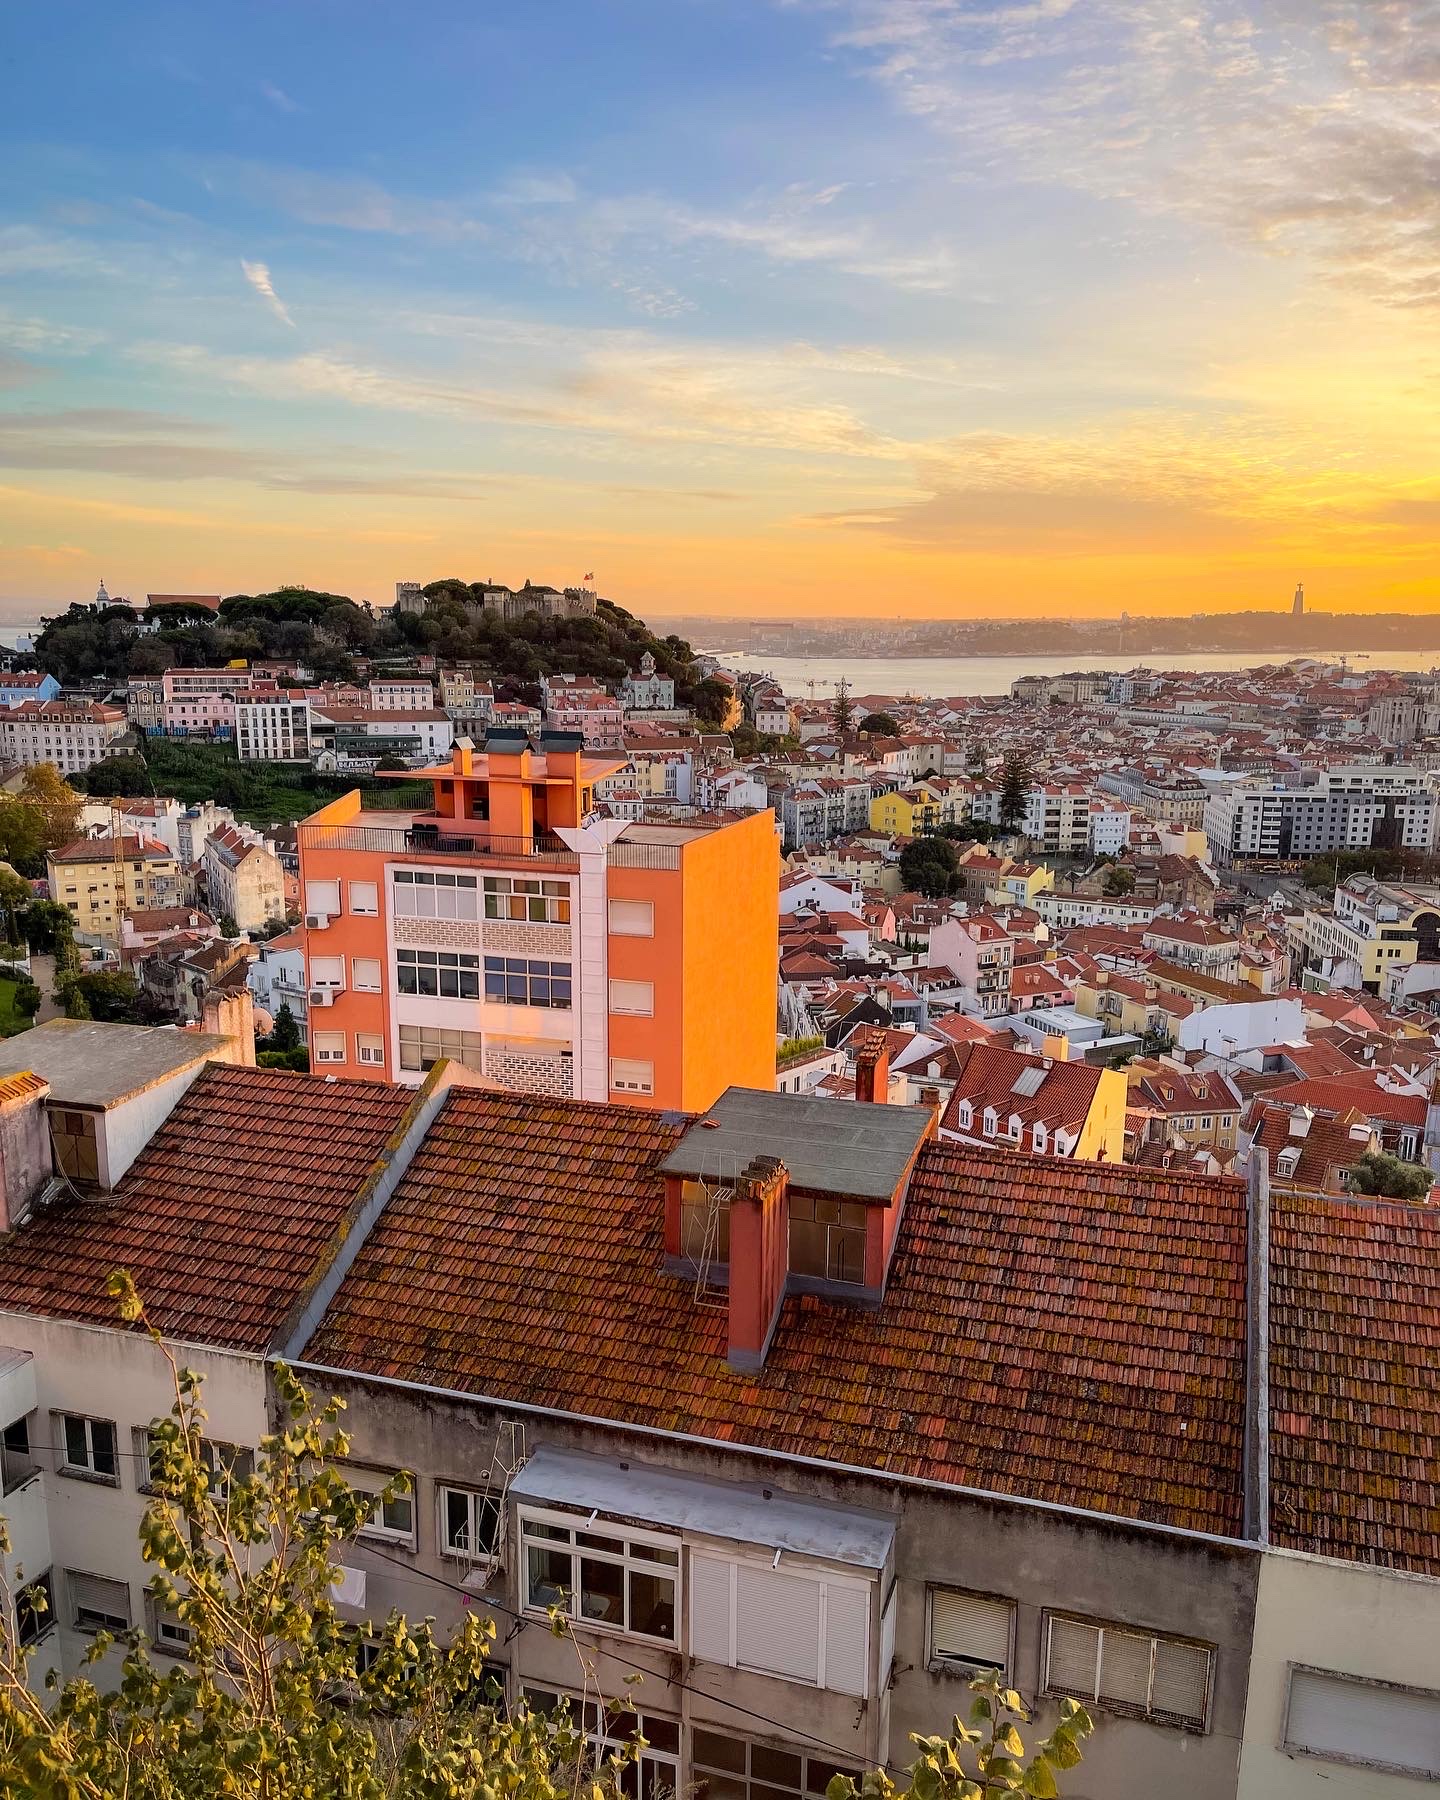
[296,730,778,1110]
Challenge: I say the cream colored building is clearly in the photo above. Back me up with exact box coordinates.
[47,835,186,943]
[203,825,286,933]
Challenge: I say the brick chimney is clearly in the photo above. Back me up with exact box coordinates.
[855,1030,890,1105]
[0,1072,52,1233]
[727,1156,789,1373]
[201,990,256,1066]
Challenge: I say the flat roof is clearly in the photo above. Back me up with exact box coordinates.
[512,1446,895,1569]
[0,1020,230,1109]
[661,1085,933,1202]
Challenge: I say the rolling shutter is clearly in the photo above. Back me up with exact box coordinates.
[736,1565,821,1684]
[689,1555,733,1667]
[1151,1639,1211,1726]
[69,1570,130,1630]
[1098,1628,1154,1709]
[1285,1669,1440,1777]
[931,1590,1012,1673]
[823,1582,869,1697]
[1046,1617,1100,1699]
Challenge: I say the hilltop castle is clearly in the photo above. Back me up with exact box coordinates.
[395,579,598,623]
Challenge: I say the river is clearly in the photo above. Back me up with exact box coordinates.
[720,649,1440,700]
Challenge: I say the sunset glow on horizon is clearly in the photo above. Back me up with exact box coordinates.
[5,1,1440,622]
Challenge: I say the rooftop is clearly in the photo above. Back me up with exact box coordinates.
[661,1085,934,1201]
[0,1019,231,1109]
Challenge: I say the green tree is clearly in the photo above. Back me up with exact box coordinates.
[900,836,959,899]
[857,712,900,736]
[832,679,854,735]
[0,1279,1092,1800]
[17,763,83,851]
[22,900,74,957]
[0,797,45,877]
[998,754,1033,833]
[0,867,30,948]
[268,1000,302,1054]
[71,969,142,1023]
[218,914,241,940]
[61,980,91,1020]
[1347,1150,1434,1201]
[10,981,40,1021]
[374,755,410,773]
[1102,865,1137,897]
[692,678,734,728]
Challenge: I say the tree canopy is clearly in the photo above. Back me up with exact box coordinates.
[900,835,960,899]
[858,712,900,737]
[1348,1150,1434,1201]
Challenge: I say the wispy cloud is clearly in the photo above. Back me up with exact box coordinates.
[240,259,294,327]
[259,80,301,114]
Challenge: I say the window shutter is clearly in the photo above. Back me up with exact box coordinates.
[932,1591,1012,1671]
[1285,1670,1440,1776]
[1099,1627,1153,1708]
[310,955,344,986]
[689,1555,733,1667]
[1151,1639,1210,1725]
[70,1571,130,1628]
[1047,1617,1100,1699]
[736,1565,820,1683]
[823,1582,869,1697]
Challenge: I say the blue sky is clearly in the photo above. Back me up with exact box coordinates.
[3,0,1440,619]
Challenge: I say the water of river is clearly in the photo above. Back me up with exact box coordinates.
[721,650,1440,700]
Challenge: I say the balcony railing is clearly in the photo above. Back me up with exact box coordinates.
[298,824,579,868]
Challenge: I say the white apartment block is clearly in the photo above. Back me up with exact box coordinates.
[369,679,436,711]
[235,693,313,763]
[1204,777,1440,868]
[0,702,127,775]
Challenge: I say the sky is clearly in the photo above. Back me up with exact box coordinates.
[4,0,1440,623]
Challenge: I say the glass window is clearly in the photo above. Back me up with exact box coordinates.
[393,870,479,921]
[610,1058,654,1096]
[608,979,654,1016]
[519,1511,676,1644]
[68,1569,131,1634]
[312,1031,346,1064]
[57,1413,118,1483]
[356,1035,386,1066]
[484,876,570,924]
[439,1486,502,1560]
[524,1689,680,1800]
[928,1589,1015,1677]
[16,1570,53,1648]
[692,1730,860,1800]
[483,957,572,1008]
[352,957,383,992]
[397,948,481,1000]
[355,1477,416,1546]
[788,1195,867,1284]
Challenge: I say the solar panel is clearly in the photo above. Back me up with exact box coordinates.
[1011,1065,1048,1098]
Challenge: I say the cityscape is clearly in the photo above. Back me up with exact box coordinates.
[5,2,1440,1798]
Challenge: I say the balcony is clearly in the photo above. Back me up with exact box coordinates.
[299,820,579,869]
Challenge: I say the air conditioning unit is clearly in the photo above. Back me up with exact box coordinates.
[308,987,335,1007]
[304,912,331,929]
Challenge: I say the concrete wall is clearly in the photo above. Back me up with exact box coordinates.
[302,1366,1259,1800]
[1238,1550,1440,1799]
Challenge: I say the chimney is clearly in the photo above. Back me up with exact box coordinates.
[452,736,475,776]
[0,1073,53,1233]
[202,990,257,1066]
[727,1156,789,1373]
[855,1030,890,1105]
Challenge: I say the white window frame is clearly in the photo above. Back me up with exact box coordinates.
[312,1031,346,1066]
[305,879,341,916]
[351,956,383,993]
[356,1035,386,1067]
[55,1411,119,1486]
[149,1598,195,1657]
[67,1568,132,1635]
[350,1471,417,1549]
[927,1586,1015,1678]
[608,978,654,1017]
[438,1485,503,1563]
[519,1504,678,1646]
[608,898,654,937]
[1042,1611,1213,1731]
[610,1058,654,1096]
[689,1548,873,1695]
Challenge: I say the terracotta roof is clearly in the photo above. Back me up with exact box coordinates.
[50,834,172,863]
[1270,1190,1440,1571]
[0,1064,414,1351]
[1263,1074,1429,1130]
[1243,1100,1375,1193]
[303,1090,1249,1535]
[941,1041,1106,1139]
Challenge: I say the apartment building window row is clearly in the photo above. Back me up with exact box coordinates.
[398,1023,484,1073]
[393,869,480,921]
[1042,1612,1211,1730]
[398,947,481,999]
[484,956,571,1008]
[521,1508,678,1643]
[484,875,571,924]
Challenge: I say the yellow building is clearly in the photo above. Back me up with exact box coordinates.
[47,834,186,943]
[868,786,940,836]
[1294,876,1439,995]
[989,861,1056,907]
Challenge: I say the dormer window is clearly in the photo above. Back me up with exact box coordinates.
[1277,1147,1301,1178]
[1032,1124,1048,1153]
[957,1100,974,1130]
[982,1107,998,1138]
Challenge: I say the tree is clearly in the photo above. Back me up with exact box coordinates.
[998,754,1033,833]
[692,678,734,729]
[0,1278,1093,1800]
[858,712,899,737]
[1348,1150,1434,1201]
[61,980,91,1020]
[218,914,241,940]
[0,797,44,877]
[22,900,74,957]
[832,678,854,735]
[0,867,30,949]
[900,836,959,900]
[17,763,83,851]
[1103,865,1137,897]
[374,755,409,773]
[269,1000,302,1054]
[70,969,142,1023]
[10,981,40,1021]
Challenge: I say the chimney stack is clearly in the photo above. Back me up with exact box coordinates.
[202,990,256,1066]
[727,1156,789,1373]
[855,1030,890,1105]
[0,1072,52,1233]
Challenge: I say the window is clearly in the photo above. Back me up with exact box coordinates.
[57,1412,118,1484]
[690,1554,870,1696]
[608,898,654,937]
[398,1024,484,1073]
[1284,1667,1440,1780]
[483,956,571,1008]
[608,979,654,1017]
[352,956,382,993]
[68,1569,131,1635]
[520,1509,677,1643]
[393,869,479,921]
[305,879,340,915]
[1043,1613,1211,1730]
[16,1570,53,1648]
[312,1031,346,1065]
[610,1058,654,1096]
[484,876,570,924]
[310,954,345,989]
[928,1589,1014,1677]
[357,1035,385,1067]
[524,1689,679,1800]
[150,1601,194,1657]
[788,1194,867,1285]
[439,1486,502,1562]
[352,1473,417,1548]
[982,1107,998,1138]
[956,1100,974,1130]
[348,881,379,915]
[200,1440,253,1501]
[398,947,481,1000]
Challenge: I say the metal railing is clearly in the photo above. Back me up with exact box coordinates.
[298,824,579,867]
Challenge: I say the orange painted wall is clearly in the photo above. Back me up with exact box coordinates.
[297,791,391,1079]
